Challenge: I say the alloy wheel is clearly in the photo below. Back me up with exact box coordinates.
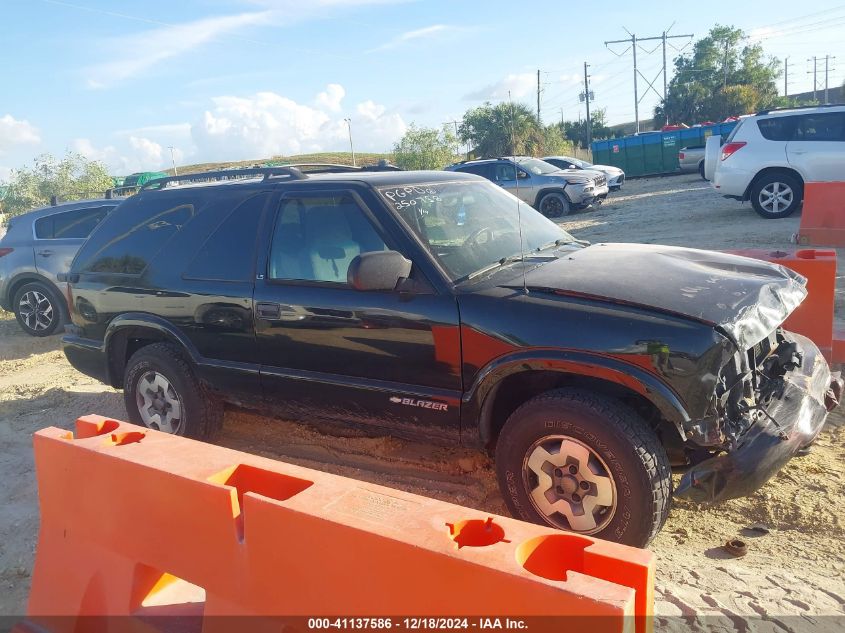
[522,435,617,534]
[758,182,794,215]
[135,371,184,434]
[18,290,54,332]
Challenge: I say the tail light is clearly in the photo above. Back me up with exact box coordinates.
[679,152,685,160]
[0,247,13,257]
[720,142,747,161]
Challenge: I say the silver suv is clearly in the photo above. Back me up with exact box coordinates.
[708,104,845,218]
[0,199,117,335]
[445,156,608,217]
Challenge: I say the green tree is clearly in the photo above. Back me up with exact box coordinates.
[541,124,576,155]
[459,102,545,157]
[557,108,613,149]
[392,124,457,170]
[655,25,781,125]
[3,152,113,221]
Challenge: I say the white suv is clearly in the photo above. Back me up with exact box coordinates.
[709,104,845,218]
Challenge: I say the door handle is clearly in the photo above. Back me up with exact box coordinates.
[37,250,53,257]
[791,149,808,154]
[256,302,282,320]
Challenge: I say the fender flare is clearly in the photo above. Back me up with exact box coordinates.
[103,313,202,385]
[463,349,691,445]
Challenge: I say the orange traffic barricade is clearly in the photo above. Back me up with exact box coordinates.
[796,182,845,247]
[728,248,845,364]
[24,415,655,633]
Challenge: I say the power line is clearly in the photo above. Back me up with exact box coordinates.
[605,26,693,131]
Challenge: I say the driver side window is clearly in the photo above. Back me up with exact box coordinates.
[493,163,517,182]
[269,194,388,284]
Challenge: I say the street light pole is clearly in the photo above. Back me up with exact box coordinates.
[343,118,356,166]
[168,146,178,176]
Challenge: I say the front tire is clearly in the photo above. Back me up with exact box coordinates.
[750,172,802,219]
[698,161,706,180]
[538,192,571,218]
[123,342,222,440]
[13,282,65,337]
[494,388,671,547]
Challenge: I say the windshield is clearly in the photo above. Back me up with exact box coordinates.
[567,157,592,169]
[378,180,576,283]
[515,158,560,175]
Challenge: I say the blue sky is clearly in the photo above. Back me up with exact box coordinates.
[1,0,844,178]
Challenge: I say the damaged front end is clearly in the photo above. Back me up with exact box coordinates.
[676,329,842,503]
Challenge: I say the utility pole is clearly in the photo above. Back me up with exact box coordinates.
[167,146,178,176]
[784,57,788,97]
[825,55,829,104]
[809,57,818,101]
[537,69,541,122]
[560,107,564,126]
[824,55,836,104]
[343,118,355,166]
[443,120,462,159]
[605,28,693,134]
[662,31,668,125]
[582,62,592,148]
[723,40,729,93]
[632,33,639,133]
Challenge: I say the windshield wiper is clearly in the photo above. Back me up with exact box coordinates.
[466,253,525,280]
[536,238,589,252]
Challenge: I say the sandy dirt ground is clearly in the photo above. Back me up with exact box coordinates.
[1,173,844,626]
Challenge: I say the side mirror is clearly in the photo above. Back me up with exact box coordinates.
[348,251,412,291]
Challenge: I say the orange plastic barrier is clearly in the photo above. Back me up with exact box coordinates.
[728,248,845,363]
[26,415,655,633]
[796,182,845,247]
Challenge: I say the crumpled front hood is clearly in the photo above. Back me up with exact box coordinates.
[521,243,807,349]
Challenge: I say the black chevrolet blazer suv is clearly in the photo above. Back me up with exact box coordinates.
[61,165,840,546]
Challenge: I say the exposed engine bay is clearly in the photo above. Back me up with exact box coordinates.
[677,329,842,502]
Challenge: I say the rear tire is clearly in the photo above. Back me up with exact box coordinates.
[750,172,802,219]
[494,388,671,547]
[13,282,66,337]
[538,192,571,218]
[123,342,222,440]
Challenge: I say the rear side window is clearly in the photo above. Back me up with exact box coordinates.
[77,196,195,275]
[34,206,113,239]
[458,164,492,178]
[757,116,796,141]
[794,112,845,141]
[183,193,267,282]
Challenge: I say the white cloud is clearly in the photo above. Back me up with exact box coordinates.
[85,11,272,88]
[368,24,459,53]
[60,84,402,174]
[464,72,537,101]
[69,135,181,175]
[82,0,412,89]
[316,84,346,112]
[0,115,41,153]
[191,86,406,161]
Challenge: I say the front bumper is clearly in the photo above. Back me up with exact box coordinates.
[676,332,840,503]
